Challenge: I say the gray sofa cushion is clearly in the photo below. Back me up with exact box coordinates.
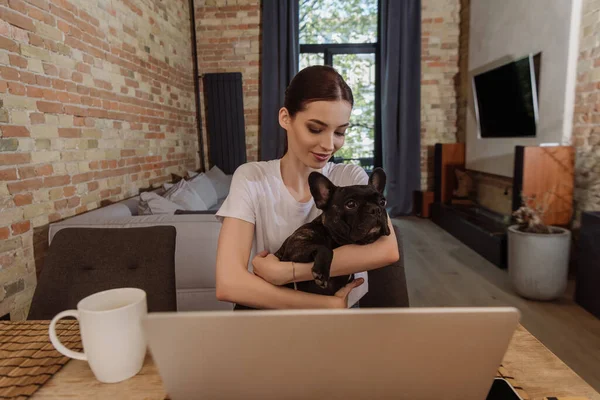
[29,226,177,320]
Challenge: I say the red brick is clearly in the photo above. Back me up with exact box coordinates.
[35,164,53,175]
[24,0,49,11]
[7,178,43,194]
[0,66,19,81]
[72,172,93,183]
[63,186,76,197]
[0,7,35,31]
[1,125,29,137]
[13,192,33,206]
[9,0,27,13]
[48,212,61,222]
[8,54,27,68]
[57,19,69,33]
[54,199,68,210]
[28,32,43,46]
[8,82,25,95]
[28,6,45,21]
[35,75,52,86]
[25,86,43,98]
[30,112,45,124]
[0,227,9,241]
[87,181,99,191]
[75,62,91,74]
[0,80,7,93]
[71,71,83,83]
[58,128,80,138]
[18,166,35,179]
[0,36,19,53]
[42,63,58,76]
[52,78,66,90]
[120,149,135,157]
[43,175,70,187]
[125,78,139,88]
[19,71,35,84]
[37,101,63,113]
[0,168,18,181]
[42,88,58,101]
[64,105,86,116]
[11,220,30,235]
[67,196,80,207]
[0,153,30,165]
[56,91,70,103]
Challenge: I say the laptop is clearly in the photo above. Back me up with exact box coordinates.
[143,307,520,400]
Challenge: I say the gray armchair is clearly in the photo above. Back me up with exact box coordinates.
[361,225,409,307]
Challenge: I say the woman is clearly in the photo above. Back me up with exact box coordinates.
[215,65,399,309]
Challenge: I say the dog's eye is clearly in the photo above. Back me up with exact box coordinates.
[345,200,357,210]
[379,199,387,207]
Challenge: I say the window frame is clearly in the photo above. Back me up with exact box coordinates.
[298,1,382,170]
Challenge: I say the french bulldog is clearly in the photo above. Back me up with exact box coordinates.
[274,167,391,296]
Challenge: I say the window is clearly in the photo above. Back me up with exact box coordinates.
[299,0,380,172]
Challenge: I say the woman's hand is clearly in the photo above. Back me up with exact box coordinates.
[252,251,292,286]
[330,278,365,309]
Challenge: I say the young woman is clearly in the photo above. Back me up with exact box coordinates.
[215,65,399,309]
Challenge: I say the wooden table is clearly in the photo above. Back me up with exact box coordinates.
[24,325,600,400]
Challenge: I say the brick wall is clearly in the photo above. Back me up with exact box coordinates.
[194,0,260,165]
[421,0,462,191]
[573,0,600,222]
[0,0,198,319]
[194,0,462,185]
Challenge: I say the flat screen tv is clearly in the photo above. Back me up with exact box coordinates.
[473,53,540,138]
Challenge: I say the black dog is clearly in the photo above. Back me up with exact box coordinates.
[274,168,390,296]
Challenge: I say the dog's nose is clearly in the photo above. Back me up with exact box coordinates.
[369,205,381,216]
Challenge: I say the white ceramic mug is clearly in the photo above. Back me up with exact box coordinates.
[49,287,148,383]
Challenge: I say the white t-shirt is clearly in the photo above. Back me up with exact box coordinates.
[216,159,369,306]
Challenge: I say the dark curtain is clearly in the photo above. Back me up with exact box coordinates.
[380,0,422,216]
[260,0,299,161]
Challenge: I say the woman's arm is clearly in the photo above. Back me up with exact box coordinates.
[253,216,400,285]
[292,216,399,281]
[215,217,363,309]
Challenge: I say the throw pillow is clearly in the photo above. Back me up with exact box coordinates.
[163,179,208,211]
[138,192,182,215]
[187,170,200,179]
[187,173,218,209]
[205,165,231,199]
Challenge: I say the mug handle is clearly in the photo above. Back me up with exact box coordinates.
[49,310,87,361]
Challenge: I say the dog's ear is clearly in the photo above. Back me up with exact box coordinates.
[309,172,336,210]
[368,168,386,193]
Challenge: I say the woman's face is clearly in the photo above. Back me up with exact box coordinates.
[279,100,352,169]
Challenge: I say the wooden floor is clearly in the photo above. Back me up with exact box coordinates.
[394,217,600,393]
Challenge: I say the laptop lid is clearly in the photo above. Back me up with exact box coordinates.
[143,307,520,400]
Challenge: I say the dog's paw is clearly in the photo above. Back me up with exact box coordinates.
[312,270,329,289]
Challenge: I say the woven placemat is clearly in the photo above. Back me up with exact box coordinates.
[0,320,82,400]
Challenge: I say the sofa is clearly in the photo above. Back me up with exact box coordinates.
[48,194,409,311]
[48,193,237,311]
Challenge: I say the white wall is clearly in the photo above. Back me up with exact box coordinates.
[466,0,581,177]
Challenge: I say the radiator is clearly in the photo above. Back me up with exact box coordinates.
[203,72,247,175]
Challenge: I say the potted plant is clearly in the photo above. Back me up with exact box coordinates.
[508,194,571,300]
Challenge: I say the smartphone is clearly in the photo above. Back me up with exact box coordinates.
[486,378,524,400]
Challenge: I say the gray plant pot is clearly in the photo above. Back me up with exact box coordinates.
[507,225,571,301]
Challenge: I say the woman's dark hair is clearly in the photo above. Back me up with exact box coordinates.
[284,65,354,117]
[281,65,353,156]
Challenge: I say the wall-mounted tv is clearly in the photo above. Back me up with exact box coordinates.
[473,53,541,138]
